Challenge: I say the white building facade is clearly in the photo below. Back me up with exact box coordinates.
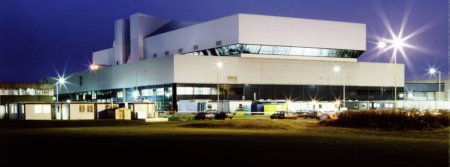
[58,13,404,111]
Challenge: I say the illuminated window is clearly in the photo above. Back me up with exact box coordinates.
[242,44,261,53]
[80,105,85,112]
[117,91,123,98]
[43,105,51,113]
[156,88,164,96]
[177,87,193,95]
[273,46,290,55]
[149,89,155,96]
[194,87,211,95]
[259,45,276,54]
[211,88,218,95]
[87,105,93,112]
[141,89,150,96]
[34,105,42,113]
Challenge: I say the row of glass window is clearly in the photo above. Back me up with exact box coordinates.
[178,87,218,95]
[0,88,53,96]
[184,44,364,58]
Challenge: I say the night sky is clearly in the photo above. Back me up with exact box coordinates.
[0,0,447,82]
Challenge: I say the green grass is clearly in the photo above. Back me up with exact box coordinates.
[0,119,448,166]
[232,114,270,119]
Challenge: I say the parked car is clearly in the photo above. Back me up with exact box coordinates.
[270,111,298,119]
[296,111,319,119]
[214,111,234,120]
[194,112,215,120]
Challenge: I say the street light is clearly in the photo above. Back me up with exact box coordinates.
[428,67,441,109]
[132,89,140,100]
[55,76,66,120]
[216,61,223,112]
[56,76,66,103]
[378,36,406,111]
[333,65,346,110]
[89,64,99,71]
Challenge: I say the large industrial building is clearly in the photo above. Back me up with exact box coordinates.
[57,13,405,111]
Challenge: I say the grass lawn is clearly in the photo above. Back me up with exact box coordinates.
[0,119,448,166]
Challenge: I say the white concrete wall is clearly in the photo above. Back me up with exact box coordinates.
[69,104,95,120]
[0,105,5,119]
[129,13,169,63]
[173,55,404,87]
[133,103,155,119]
[144,15,239,58]
[60,56,174,94]
[113,19,130,65]
[93,48,113,66]
[24,104,52,120]
[238,14,366,51]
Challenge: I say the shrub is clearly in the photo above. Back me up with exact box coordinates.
[164,114,195,121]
[320,110,449,130]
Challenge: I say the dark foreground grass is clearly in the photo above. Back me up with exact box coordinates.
[182,119,292,129]
[0,119,447,167]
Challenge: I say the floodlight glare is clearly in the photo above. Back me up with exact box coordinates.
[377,41,387,49]
[428,67,437,75]
[132,90,139,98]
[333,66,341,73]
[90,64,99,70]
[57,77,66,85]
[392,36,405,49]
[216,61,223,68]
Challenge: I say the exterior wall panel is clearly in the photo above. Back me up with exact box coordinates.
[144,15,239,58]
[24,104,52,120]
[238,14,366,51]
[174,55,404,87]
[61,56,174,94]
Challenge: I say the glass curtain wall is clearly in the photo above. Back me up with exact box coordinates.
[61,84,404,111]
[185,44,364,58]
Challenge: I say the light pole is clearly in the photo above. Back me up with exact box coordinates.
[378,36,405,112]
[428,67,441,109]
[55,76,66,119]
[333,65,345,109]
[56,77,66,103]
[216,61,223,112]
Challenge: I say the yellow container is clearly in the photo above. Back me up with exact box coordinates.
[263,104,287,115]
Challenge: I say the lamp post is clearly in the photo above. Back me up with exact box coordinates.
[216,61,223,112]
[378,36,405,112]
[56,77,66,103]
[55,76,66,119]
[333,65,345,109]
[428,67,441,110]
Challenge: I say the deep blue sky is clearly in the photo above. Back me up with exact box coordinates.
[0,0,447,82]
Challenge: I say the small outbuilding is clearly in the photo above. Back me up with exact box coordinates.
[7,102,52,120]
[127,102,156,119]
